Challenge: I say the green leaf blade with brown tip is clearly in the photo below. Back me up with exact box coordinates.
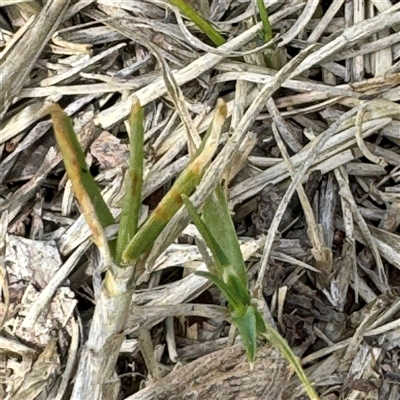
[121,99,227,265]
[121,168,201,264]
[48,104,115,262]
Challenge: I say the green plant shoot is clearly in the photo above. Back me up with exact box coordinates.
[115,97,144,264]
[256,0,273,43]
[183,186,319,399]
[121,99,227,265]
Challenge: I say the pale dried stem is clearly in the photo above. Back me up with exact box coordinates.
[335,167,388,286]
[70,264,135,399]
[270,121,331,270]
[0,0,70,119]
[355,103,388,166]
[147,45,317,267]
[255,106,363,293]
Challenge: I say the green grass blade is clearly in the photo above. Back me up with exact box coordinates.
[196,271,241,310]
[115,98,144,264]
[121,166,201,264]
[169,0,226,46]
[254,308,267,335]
[182,195,230,268]
[185,188,257,360]
[202,185,248,286]
[48,104,115,261]
[260,328,319,400]
[223,270,251,307]
[121,100,227,265]
[256,0,273,43]
[184,194,251,307]
[232,306,257,362]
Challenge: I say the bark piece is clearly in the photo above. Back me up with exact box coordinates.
[127,344,293,400]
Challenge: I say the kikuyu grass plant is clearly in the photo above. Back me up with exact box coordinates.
[48,5,317,399]
[48,92,318,399]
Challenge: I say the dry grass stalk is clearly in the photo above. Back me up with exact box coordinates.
[0,0,70,119]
